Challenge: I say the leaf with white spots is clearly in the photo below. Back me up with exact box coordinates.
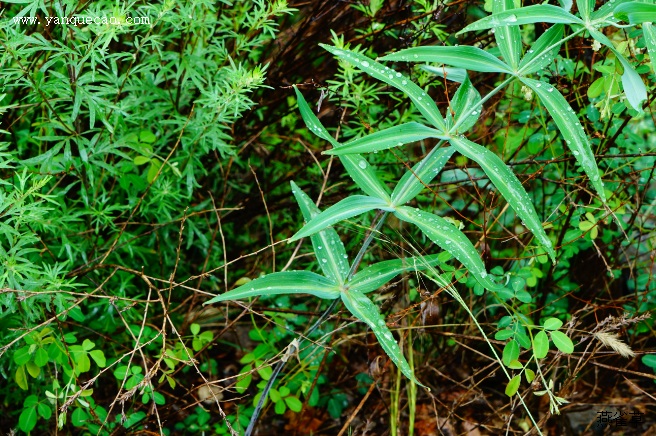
[493,0,522,70]
[520,78,606,202]
[290,196,391,242]
[348,254,443,294]
[321,44,446,131]
[446,76,482,134]
[518,25,564,75]
[394,206,501,292]
[449,136,556,263]
[391,145,455,206]
[458,5,582,35]
[294,86,391,201]
[291,181,350,285]
[341,288,426,387]
[325,123,443,155]
[203,272,340,305]
[380,46,512,74]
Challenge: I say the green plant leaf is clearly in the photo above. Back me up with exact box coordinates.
[447,76,481,134]
[285,395,303,412]
[294,87,391,200]
[326,123,443,155]
[525,368,536,383]
[518,24,564,75]
[275,399,286,414]
[37,403,52,420]
[291,181,350,284]
[519,78,605,202]
[394,206,500,291]
[379,46,512,74]
[449,136,556,262]
[204,271,340,304]
[543,318,563,330]
[459,5,582,34]
[347,254,443,293]
[25,361,40,378]
[290,195,391,242]
[391,145,455,206]
[642,23,656,74]
[133,156,150,166]
[495,329,515,340]
[19,406,37,433]
[89,349,106,367]
[420,65,468,83]
[34,347,49,367]
[550,331,574,354]
[13,346,32,366]
[614,1,656,23]
[642,354,656,368]
[341,288,425,387]
[576,0,595,19]
[533,331,550,359]
[505,374,521,397]
[493,0,522,70]
[322,44,446,131]
[588,28,647,112]
[503,340,520,366]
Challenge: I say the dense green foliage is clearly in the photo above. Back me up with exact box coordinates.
[1,0,655,435]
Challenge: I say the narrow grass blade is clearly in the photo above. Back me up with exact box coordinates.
[394,206,500,292]
[290,196,391,242]
[493,0,522,70]
[447,76,482,134]
[520,78,606,202]
[204,271,340,304]
[458,5,582,34]
[391,145,455,206]
[589,28,647,113]
[341,288,426,387]
[518,25,564,75]
[380,46,512,74]
[614,2,656,24]
[449,136,556,263]
[291,181,349,285]
[348,254,442,294]
[294,86,391,201]
[321,44,446,131]
[420,65,467,83]
[325,123,443,155]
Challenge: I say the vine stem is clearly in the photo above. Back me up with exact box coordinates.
[245,211,390,436]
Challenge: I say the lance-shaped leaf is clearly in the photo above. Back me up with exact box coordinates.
[380,46,512,74]
[519,78,606,202]
[294,86,391,201]
[321,44,446,131]
[494,0,522,70]
[204,271,340,305]
[340,155,392,201]
[421,65,467,83]
[592,0,632,20]
[446,76,482,134]
[588,28,647,113]
[394,206,501,291]
[642,23,656,74]
[348,254,443,294]
[559,0,573,11]
[614,1,656,24]
[291,181,349,285]
[325,123,443,155]
[576,0,595,20]
[290,195,392,242]
[449,136,556,263]
[341,288,426,387]
[518,25,564,75]
[391,145,455,206]
[458,5,582,34]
